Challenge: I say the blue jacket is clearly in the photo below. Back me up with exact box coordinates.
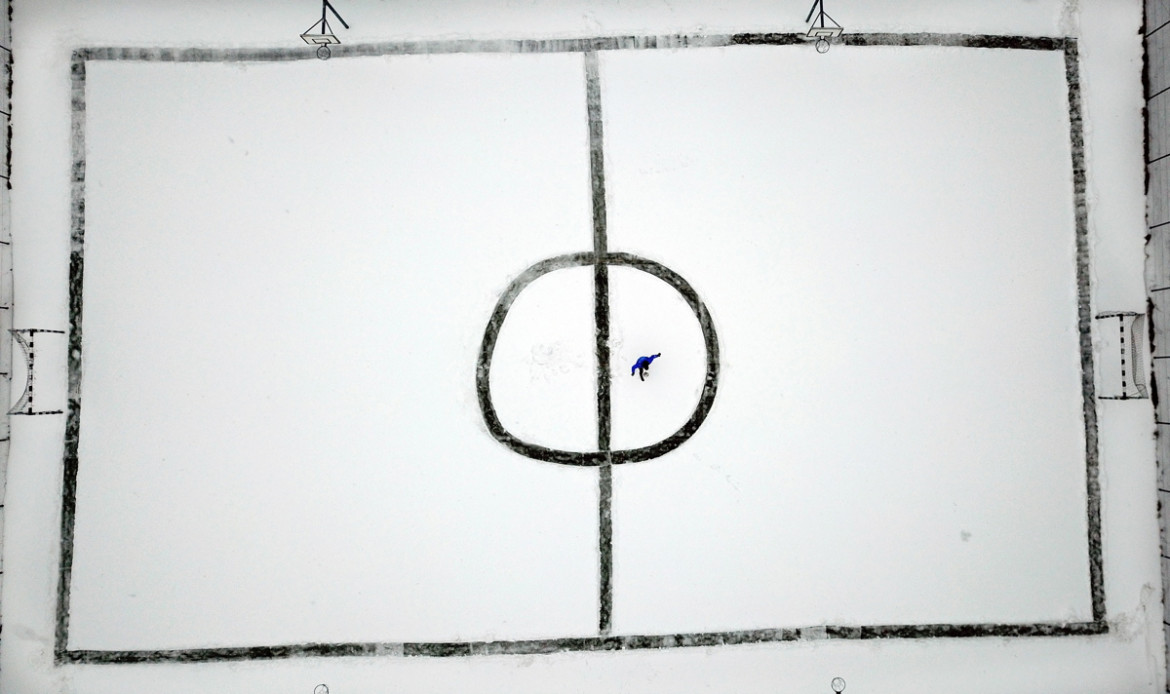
[631,354,661,374]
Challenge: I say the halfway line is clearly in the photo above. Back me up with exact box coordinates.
[585,50,613,636]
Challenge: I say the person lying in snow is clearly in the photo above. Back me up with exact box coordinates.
[631,353,661,381]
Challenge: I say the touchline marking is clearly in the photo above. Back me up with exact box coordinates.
[71,32,1068,64]
[59,621,1109,664]
[58,31,1103,664]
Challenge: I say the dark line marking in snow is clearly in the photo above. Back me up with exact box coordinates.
[58,620,1110,664]
[475,252,720,467]
[584,51,615,636]
[1064,40,1105,623]
[73,32,1068,65]
[57,53,87,663]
